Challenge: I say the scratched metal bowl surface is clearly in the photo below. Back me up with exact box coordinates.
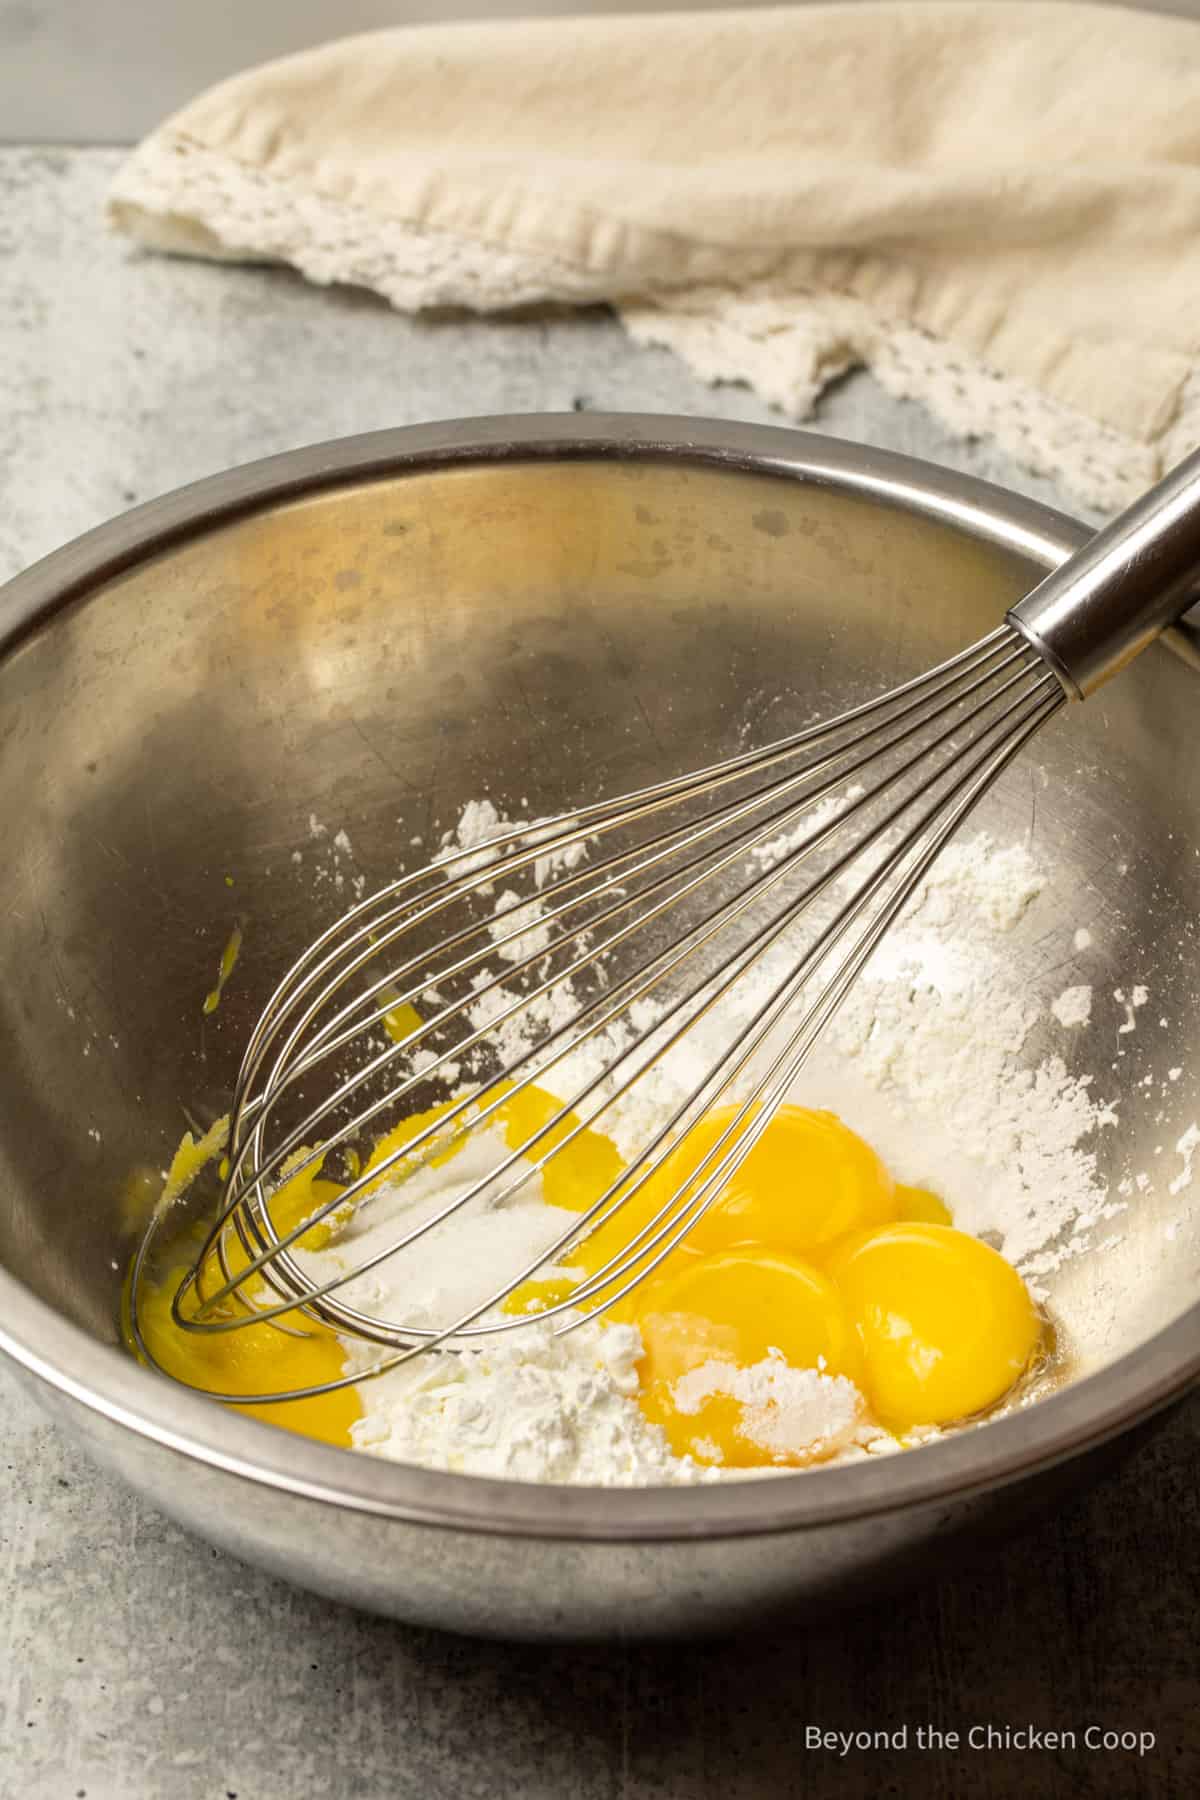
[0,415,1196,1641]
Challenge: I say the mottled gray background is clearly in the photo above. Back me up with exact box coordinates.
[0,141,1197,1800]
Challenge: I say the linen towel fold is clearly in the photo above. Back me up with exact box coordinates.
[109,3,1200,510]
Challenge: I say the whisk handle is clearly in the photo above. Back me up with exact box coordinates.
[1008,445,1200,698]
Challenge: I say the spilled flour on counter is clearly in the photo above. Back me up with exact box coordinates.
[296,802,1170,1484]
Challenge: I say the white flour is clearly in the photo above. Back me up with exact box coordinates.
[1052,986,1093,1029]
[671,1351,866,1464]
[304,803,1175,1485]
[1169,1123,1199,1197]
[348,1317,708,1484]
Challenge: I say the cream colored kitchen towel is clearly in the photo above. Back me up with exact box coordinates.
[109,3,1200,512]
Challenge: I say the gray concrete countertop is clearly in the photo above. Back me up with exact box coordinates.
[1,148,1196,1800]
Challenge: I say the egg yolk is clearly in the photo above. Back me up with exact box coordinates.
[132,1079,1039,1469]
[506,1102,901,1322]
[493,1081,626,1215]
[669,1104,897,1256]
[128,1097,480,1443]
[634,1248,865,1466]
[894,1184,952,1227]
[824,1222,1041,1429]
[133,1256,362,1443]
[133,1084,632,1438]
[131,1173,362,1443]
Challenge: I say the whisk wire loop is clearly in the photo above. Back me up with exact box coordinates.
[211,635,1039,1242]
[180,635,1052,1329]
[134,626,1067,1402]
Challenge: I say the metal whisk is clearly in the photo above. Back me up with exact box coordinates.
[131,446,1200,1405]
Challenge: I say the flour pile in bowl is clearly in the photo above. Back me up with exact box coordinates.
[285,798,1171,1486]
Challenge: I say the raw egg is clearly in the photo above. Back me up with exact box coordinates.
[129,1097,478,1443]
[635,1248,865,1466]
[512,1102,901,1322]
[671,1104,898,1255]
[132,1244,361,1444]
[825,1221,1041,1429]
[133,1078,1040,1472]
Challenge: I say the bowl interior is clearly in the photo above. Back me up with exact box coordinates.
[1,447,1196,1407]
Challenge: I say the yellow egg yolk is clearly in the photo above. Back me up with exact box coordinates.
[824,1222,1041,1429]
[132,1083,624,1442]
[500,1101,1034,1461]
[131,1183,362,1444]
[132,1080,1038,1469]
[129,1096,478,1444]
[133,1256,362,1443]
[894,1184,952,1227]
[668,1104,897,1256]
[506,1103,902,1323]
[634,1249,865,1466]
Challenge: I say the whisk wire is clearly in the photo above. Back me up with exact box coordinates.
[130,436,1200,1405]
[213,631,1041,1243]
[181,635,1053,1331]
[154,626,1065,1382]
[134,648,1061,1404]
[226,628,1023,1135]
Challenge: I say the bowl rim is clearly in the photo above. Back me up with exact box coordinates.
[2,411,1197,1544]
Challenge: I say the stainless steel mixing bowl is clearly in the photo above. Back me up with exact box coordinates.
[1,415,1197,1641]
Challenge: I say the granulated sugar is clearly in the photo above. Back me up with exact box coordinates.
[298,1123,717,1482]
